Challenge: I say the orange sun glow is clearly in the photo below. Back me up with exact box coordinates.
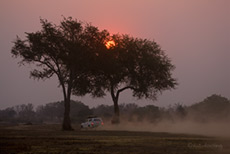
[105,40,115,49]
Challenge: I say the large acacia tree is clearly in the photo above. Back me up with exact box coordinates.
[86,34,177,123]
[11,17,108,130]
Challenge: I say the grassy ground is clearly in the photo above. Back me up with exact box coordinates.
[0,124,229,154]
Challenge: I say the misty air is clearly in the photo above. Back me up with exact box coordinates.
[0,1,229,153]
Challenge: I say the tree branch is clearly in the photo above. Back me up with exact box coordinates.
[115,86,137,101]
[117,86,136,94]
[110,83,116,102]
[33,59,58,75]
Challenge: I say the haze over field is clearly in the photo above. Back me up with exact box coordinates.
[0,0,229,109]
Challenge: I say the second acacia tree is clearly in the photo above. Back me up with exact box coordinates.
[80,34,177,123]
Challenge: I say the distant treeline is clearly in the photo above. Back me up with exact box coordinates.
[0,94,230,124]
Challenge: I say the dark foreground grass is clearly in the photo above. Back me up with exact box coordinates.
[0,124,229,154]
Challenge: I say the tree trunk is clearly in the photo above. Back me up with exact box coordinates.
[111,84,120,124]
[60,79,73,131]
[111,99,120,124]
[62,97,73,131]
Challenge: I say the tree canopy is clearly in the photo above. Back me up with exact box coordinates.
[75,34,177,123]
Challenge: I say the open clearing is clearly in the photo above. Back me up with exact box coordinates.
[0,124,230,154]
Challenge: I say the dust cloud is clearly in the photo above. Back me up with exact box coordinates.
[97,95,230,137]
[101,120,230,137]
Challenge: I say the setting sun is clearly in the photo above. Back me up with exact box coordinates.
[105,40,115,49]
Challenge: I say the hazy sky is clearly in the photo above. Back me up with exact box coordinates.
[0,0,229,109]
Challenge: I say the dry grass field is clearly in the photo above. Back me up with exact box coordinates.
[0,124,230,154]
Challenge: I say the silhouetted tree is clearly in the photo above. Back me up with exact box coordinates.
[174,103,187,120]
[87,34,177,123]
[92,105,114,120]
[133,105,160,122]
[36,100,92,123]
[188,94,230,122]
[14,104,35,123]
[36,102,64,122]
[11,17,107,130]
[0,107,16,122]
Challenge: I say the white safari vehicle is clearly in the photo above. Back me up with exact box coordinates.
[81,116,104,128]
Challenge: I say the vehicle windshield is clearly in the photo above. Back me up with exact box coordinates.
[94,118,102,121]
